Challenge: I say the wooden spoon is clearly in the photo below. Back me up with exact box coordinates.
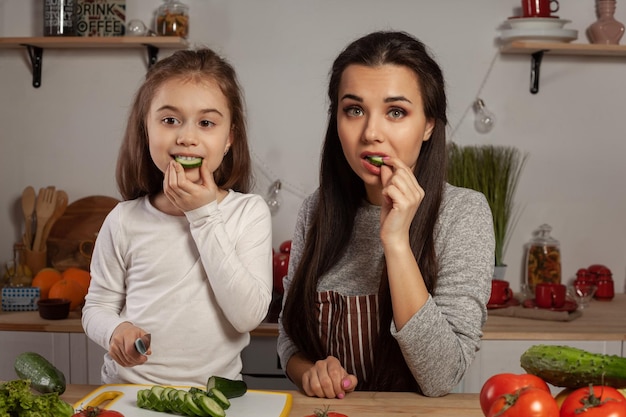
[21,186,36,249]
[32,186,57,253]
[39,190,69,252]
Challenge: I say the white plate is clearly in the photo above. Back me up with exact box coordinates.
[506,17,571,30]
[499,28,578,43]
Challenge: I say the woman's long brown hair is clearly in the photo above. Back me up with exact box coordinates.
[282,31,448,392]
[116,48,251,200]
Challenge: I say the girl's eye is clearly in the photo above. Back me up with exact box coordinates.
[388,108,406,119]
[199,120,215,128]
[162,117,179,125]
[344,106,363,117]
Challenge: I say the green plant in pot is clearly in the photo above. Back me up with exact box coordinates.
[446,143,528,276]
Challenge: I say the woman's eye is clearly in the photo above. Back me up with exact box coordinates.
[344,106,363,117]
[199,120,215,128]
[388,108,406,119]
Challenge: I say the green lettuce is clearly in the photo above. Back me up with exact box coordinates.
[0,379,74,417]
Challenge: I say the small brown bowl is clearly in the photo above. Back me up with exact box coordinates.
[37,298,71,320]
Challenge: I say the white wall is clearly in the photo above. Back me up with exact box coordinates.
[1,0,625,295]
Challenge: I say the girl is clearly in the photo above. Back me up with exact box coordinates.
[82,49,273,386]
[278,31,495,398]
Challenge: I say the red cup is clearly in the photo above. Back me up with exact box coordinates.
[489,279,513,305]
[521,0,559,17]
[535,283,566,308]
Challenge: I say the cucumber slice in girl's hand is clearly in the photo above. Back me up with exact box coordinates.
[175,156,203,168]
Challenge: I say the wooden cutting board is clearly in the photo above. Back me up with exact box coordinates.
[74,384,292,417]
[48,195,120,241]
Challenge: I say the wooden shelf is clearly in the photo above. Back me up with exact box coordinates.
[500,41,626,93]
[500,40,626,56]
[0,36,189,88]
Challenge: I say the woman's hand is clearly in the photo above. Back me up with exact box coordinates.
[163,159,218,212]
[108,321,151,367]
[301,356,358,399]
[378,157,424,246]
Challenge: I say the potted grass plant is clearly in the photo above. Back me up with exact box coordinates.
[446,143,528,277]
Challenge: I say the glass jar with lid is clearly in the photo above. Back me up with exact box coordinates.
[525,224,562,293]
[155,0,189,38]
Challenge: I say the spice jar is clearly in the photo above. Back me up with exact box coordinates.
[155,0,189,38]
[525,224,561,294]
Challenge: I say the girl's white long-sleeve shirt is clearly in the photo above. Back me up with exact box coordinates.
[82,190,273,386]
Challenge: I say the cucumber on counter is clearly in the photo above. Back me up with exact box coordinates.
[14,351,67,394]
[206,376,247,399]
[521,344,626,388]
[137,386,227,417]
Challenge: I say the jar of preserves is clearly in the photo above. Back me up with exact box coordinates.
[525,224,561,293]
[155,0,189,38]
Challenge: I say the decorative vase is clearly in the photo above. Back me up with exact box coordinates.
[587,0,625,44]
[493,265,507,280]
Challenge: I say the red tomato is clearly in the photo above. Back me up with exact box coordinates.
[480,373,551,415]
[487,387,559,417]
[560,385,626,417]
[72,407,124,417]
[304,406,348,417]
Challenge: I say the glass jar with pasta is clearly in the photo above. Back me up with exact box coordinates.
[155,0,189,38]
[525,224,561,293]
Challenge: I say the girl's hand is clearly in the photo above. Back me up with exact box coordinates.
[301,356,357,399]
[163,159,218,212]
[378,157,424,246]
[108,322,151,367]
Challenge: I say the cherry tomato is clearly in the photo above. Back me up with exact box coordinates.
[72,407,124,417]
[560,385,626,417]
[304,406,348,417]
[487,387,559,417]
[480,373,551,415]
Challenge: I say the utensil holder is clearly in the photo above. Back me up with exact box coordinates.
[25,248,47,276]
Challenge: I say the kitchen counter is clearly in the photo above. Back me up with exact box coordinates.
[2,294,626,339]
[62,384,484,416]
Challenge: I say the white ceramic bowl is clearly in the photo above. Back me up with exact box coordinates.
[506,17,571,30]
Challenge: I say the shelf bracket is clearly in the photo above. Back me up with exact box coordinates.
[145,45,159,67]
[530,50,546,94]
[25,45,43,88]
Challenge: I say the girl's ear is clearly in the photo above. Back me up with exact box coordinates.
[224,127,234,155]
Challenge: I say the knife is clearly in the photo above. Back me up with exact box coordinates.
[134,333,151,355]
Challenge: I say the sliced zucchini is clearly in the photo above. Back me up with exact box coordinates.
[184,392,208,416]
[175,156,203,168]
[207,387,230,410]
[206,375,247,399]
[148,385,167,412]
[194,393,226,417]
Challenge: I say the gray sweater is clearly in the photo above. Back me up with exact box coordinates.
[277,183,495,396]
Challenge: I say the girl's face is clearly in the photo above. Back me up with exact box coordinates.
[146,76,233,184]
[337,64,434,197]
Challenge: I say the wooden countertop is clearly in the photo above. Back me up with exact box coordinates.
[3,294,626,341]
[61,384,483,416]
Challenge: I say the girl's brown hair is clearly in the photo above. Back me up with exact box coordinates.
[116,48,251,200]
[282,31,448,393]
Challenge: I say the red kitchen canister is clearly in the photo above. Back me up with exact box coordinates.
[595,269,615,301]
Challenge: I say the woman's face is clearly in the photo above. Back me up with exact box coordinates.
[336,64,434,200]
[146,76,233,184]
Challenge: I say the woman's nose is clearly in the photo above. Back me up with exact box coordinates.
[363,116,384,143]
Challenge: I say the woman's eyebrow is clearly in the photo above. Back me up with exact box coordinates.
[385,96,412,104]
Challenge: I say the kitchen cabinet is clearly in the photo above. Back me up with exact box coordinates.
[500,40,626,93]
[0,36,188,88]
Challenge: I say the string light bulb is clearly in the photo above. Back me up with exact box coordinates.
[473,98,496,134]
[265,180,282,216]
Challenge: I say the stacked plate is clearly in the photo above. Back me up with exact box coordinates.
[500,16,578,43]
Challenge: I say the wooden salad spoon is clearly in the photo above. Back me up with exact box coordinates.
[32,186,56,253]
[21,186,36,249]
[39,190,68,252]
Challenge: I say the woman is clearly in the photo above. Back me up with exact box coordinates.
[278,31,494,398]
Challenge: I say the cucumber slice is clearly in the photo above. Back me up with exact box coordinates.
[184,392,208,416]
[194,393,226,417]
[206,375,247,399]
[365,155,385,167]
[148,385,167,412]
[207,387,230,410]
[136,389,151,409]
[175,156,203,168]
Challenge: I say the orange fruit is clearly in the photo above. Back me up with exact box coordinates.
[49,278,87,311]
[62,267,91,293]
[31,268,63,300]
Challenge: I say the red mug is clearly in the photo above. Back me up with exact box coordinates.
[535,283,566,308]
[522,0,559,17]
[489,279,513,305]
